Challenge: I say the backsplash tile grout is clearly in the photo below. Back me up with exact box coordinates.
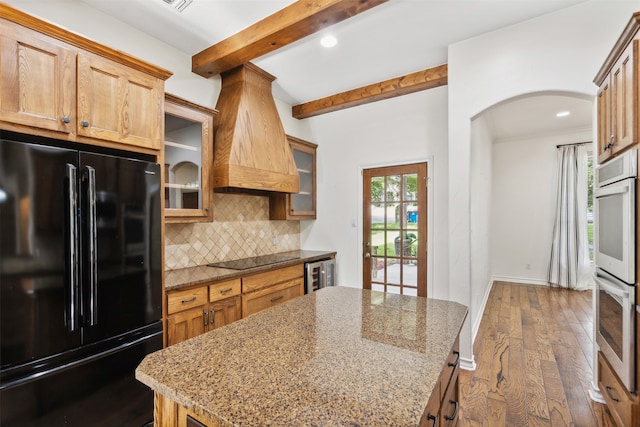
[165,193,300,270]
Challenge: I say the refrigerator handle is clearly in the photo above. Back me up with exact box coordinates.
[66,164,79,332]
[84,166,98,326]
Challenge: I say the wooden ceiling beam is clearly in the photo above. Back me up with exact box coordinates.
[192,0,388,77]
[292,64,448,119]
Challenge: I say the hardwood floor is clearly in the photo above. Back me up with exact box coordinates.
[458,281,617,427]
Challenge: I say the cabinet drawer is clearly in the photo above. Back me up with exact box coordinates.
[440,373,459,427]
[439,336,460,402]
[242,264,304,293]
[167,286,208,315]
[242,278,303,317]
[209,279,241,302]
[598,352,633,427]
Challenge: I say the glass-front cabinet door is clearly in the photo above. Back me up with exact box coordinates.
[164,94,216,222]
[269,136,317,220]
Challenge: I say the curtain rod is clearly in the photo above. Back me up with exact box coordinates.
[556,141,591,148]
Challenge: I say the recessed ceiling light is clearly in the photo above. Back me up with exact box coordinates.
[320,35,338,48]
[556,110,570,118]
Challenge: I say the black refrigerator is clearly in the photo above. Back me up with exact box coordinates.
[0,132,163,426]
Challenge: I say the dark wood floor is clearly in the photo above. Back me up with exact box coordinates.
[458,281,616,427]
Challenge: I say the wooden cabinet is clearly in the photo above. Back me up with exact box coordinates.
[420,336,460,427]
[164,94,216,222]
[165,266,306,345]
[165,279,241,346]
[0,20,76,133]
[598,352,638,427]
[242,265,305,317]
[76,52,164,150]
[595,17,640,164]
[0,5,171,152]
[241,264,304,317]
[270,136,317,220]
[0,21,75,133]
[208,278,241,330]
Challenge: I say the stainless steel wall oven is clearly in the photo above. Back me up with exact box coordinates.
[594,148,637,393]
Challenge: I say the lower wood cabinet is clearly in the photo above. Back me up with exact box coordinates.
[598,352,638,427]
[166,306,207,346]
[241,264,304,317]
[166,279,242,346]
[242,278,303,317]
[165,265,305,346]
[207,296,241,331]
[420,336,460,427]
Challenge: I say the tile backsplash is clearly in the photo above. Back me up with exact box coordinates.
[164,193,300,270]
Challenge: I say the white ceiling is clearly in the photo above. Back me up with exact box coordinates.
[77,0,594,140]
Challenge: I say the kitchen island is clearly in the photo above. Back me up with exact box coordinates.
[136,286,468,426]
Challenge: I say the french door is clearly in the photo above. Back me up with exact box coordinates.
[363,163,427,296]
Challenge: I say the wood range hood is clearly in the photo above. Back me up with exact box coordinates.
[212,63,299,193]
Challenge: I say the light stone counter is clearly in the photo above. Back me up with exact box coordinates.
[136,286,468,426]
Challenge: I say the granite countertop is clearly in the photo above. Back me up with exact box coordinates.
[164,250,336,291]
[136,286,468,426]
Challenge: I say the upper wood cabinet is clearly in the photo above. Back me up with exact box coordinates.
[595,16,640,164]
[0,21,76,134]
[76,52,164,150]
[0,5,171,152]
[164,94,216,223]
[269,136,318,220]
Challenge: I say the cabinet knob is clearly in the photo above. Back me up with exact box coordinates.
[61,116,71,124]
[81,120,90,128]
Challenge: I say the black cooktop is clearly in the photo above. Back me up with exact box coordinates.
[208,254,300,270]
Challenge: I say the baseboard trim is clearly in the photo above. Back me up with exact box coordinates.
[472,278,495,345]
[492,275,549,286]
[460,355,476,371]
[589,381,606,404]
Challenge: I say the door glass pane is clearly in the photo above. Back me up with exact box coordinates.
[404,202,418,230]
[387,175,401,201]
[371,176,384,202]
[403,173,418,201]
[387,230,401,256]
[164,114,202,210]
[372,284,385,292]
[386,203,400,229]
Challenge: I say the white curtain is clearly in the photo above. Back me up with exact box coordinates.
[548,144,592,290]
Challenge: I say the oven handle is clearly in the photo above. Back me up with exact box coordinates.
[595,184,630,198]
[594,274,629,299]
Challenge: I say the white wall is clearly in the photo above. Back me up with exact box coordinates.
[491,130,593,285]
[448,0,637,365]
[301,87,450,299]
[469,115,493,338]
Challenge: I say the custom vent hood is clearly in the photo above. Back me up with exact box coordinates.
[212,63,299,193]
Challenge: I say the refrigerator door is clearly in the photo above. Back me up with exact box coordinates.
[79,152,162,343]
[0,139,82,368]
[0,322,162,427]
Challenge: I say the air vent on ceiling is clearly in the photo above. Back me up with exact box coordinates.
[162,0,193,12]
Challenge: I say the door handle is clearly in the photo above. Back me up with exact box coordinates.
[65,164,79,332]
[84,166,98,326]
[364,253,371,258]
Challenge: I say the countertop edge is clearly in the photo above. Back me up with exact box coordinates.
[164,250,337,291]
